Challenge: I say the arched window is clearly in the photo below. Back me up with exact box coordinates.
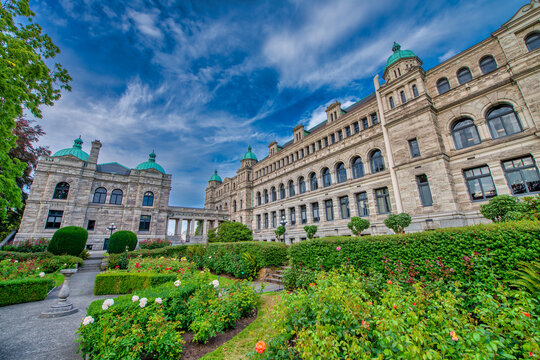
[233,200,237,212]
[309,173,318,191]
[52,182,69,200]
[400,91,406,104]
[271,187,276,202]
[389,96,395,109]
[457,67,472,85]
[486,104,522,139]
[412,84,419,98]
[436,78,450,94]
[351,157,364,179]
[142,191,154,206]
[298,177,306,194]
[336,162,347,183]
[322,168,332,187]
[370,150,385,173]
[525,32,540,51]
[109,189,123,205]
[93,187,107,204]
[264,189,269,204]
[452,119,481,149]
[257,192,261,206]
[479,55,497,74]
[288,180,295,197]
[279,184,286,199]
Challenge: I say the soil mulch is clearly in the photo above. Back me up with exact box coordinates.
[180,310,258,360]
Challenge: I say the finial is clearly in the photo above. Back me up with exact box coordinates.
[392,41,401,52]
[248,145,252,151]
[73,136,83,148]
[214,169,218,174]
[149,151,156,162]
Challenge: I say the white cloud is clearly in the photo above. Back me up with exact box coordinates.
[126,9,163,40]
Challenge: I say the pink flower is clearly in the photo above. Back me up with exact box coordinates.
[336,246,341,251]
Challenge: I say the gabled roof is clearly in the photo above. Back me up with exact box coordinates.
[97,162,131,175]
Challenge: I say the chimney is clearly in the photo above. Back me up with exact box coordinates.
[89,140,102,164]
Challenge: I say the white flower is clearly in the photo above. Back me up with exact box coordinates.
[174,280,181,287]
[82,316,94,326]
[200,271,205,274]
[155,297,162,304]
[209,256,212,259]
[139,297,148,308]
[103,299,114,307]
[212,279,219,288]
[39,272,45,278]
[101,304,109,311]
[132,295,139,302]
[14,260,18,263]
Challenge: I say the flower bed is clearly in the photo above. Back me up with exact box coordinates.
[78,270,259,359]
[140,238,172,249]
[1,238,49,253]
[0,251,83,271]
[254,267,540,359]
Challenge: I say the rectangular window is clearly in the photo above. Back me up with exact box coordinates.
[311,144,315,153]
[464,166,497,201]
[344,127,350,137]
[355,192,369,217]
[408,138,421,158]
[337,130,343,141]
[353,122,360,133]
[502,155,540,194]
[416,174,433,206]
[325,199,334,221]
[87,220,96,231]
[257,215,261,230]
[339,196,350,219]
[371,113,378,125]
[311,202,320,222]
[324,137,328,147]
[300,205,307,224]
[362,117,369,129]
[272,211,277,228]
[139,215,151,231]
[289,207,296,226]
[317,140,322,150]
[375,187,391,214]
[330,134,335,144]
[45,210,63,229]
[264,213,269,229]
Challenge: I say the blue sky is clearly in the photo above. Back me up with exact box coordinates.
[32,0,522,207]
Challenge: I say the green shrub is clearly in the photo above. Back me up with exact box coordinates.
[1,238,49,252]
[0,278,54,306]
[108,230,137,254]
[347,217,370,236]
[288,220,540,286]
[0,251,83,272]
[384,212,411,233]
[480,194,522,222]
[274,226,285,241]
[210,221,252,242]
[47,226,88,256]
[139,238,171,249]
[304,225,317,239]
[94,272,176,295]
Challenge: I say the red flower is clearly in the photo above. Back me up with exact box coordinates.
[393,303,397,309]
[530,352,533,357]
[387,280,392,285]
[522,312,531,318]
[255,341,266,354]
[287,291,291,294]
[135,263,140,269]
[412,302,416,306]
[115,265,120,268]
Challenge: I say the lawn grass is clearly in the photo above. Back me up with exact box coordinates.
[207,273,237,288]
[52,273,64,287]
[200,291,282,360]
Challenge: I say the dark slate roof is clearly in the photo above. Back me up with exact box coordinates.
[97,162,131,175]
[343,92,376,113]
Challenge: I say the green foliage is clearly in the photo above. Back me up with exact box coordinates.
[210,221,253,242]
[0,277,54,306]
[274,225,285,241]
[282,265,318,291]
[94,272,176,295]
[1,238,48,252]
[480,195,521,222]
[0,251,83,271]
[0,0,71,219]
[304,225,317,239]
[47,226,88,256]
[257,268,540,359]
[288,220,540,286]
[207,227,218,242]
[108,230,137,254]
[139,238,171,250]
[384,213,411,234]
[508,261,540,297]
[347,217,370,236]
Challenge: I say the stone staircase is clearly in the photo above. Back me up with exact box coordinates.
[264,265,290,286]
[78,250,105,272]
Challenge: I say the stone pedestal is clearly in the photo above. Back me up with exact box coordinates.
[40,268,79,318]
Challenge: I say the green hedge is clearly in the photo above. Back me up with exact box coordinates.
[94,272,177,295]
[288,220,540,283]
[0,251,84,272]
[0,278,55,306]
[108,230,138,254]
[48,226,88,256]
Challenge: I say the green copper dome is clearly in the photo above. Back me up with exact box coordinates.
[209,169,222,182]
[52,137,90,161]
[136,151,165,173]
[241,146,257,161]
[386,42,416,68]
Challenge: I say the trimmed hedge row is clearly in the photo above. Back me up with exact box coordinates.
[0,251,84,272]
[288,220,540,283]
[94,272,176,295]
[0,278,55,306]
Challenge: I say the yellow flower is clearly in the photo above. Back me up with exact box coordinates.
[8,61,15,67]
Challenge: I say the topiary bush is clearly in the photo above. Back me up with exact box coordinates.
[47,226,88,256]
[347,217,370,236]
[209,221,252,242]
[384,213,412,234]
[108,231,137,254]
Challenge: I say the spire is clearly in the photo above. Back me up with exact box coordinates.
[392,41,401,52]
[148,151,156,163]
[73,137,83,149]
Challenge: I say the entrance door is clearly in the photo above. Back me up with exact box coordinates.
[103,238,109,251]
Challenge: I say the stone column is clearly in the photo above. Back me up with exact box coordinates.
[176,218,183,237]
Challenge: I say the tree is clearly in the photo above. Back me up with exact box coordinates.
[209,221,252,242]
[480,195,521,222]
[206,227,218,243]
[274,225,285,241]
[347,217,370,236]
[384,213,411,234]
[0,0,71,219]
[304,225,317,239]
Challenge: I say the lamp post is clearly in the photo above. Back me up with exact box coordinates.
[280,216,287,243]
[107,223,117,236]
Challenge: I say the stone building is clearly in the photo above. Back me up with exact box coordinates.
[16,138,228,247]
[204,1,540,243]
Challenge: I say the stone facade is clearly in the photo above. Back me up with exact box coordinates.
[204,1,540,243]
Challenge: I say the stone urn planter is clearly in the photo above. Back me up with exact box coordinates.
[40,268,78,318]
